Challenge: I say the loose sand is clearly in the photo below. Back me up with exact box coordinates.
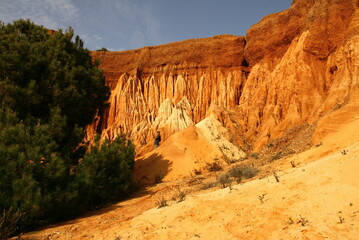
[135,116,246,183]
[21,100,359,240]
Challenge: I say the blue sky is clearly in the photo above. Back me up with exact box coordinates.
[0,0,292,51]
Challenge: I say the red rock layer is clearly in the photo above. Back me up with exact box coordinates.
[91,35,246,89]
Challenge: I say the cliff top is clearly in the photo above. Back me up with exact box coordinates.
[91,34,246,86]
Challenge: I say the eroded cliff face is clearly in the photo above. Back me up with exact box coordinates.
[241,0,359,149]
[88,35,249,153]
[89,0,359,154]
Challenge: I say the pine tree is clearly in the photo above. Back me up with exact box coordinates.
[0,20,135,234]
[75,136,135,207]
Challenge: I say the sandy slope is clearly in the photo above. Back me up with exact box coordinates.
[21,97,359,240]
[135,116,246,183]
[116,147,359,240]
[95,116,358,240]
[112,111,359,239]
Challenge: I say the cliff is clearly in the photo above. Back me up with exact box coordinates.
[241,0,358,149]
[88,35,249,155]
[88,0,359,156]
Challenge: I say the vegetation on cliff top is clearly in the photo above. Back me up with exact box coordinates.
[0,19,135,237]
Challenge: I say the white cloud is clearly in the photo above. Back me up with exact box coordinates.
[0,0,165,50]
[0,0,79,29]
[94,34,102,40]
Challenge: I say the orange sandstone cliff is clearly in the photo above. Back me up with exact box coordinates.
[89,35,249,155]
[88,0,359,156]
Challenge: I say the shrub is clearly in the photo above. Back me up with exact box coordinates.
[228,165,259,181]
[75,136,135,207]
[0,207,22,240]
[241,166,259,179]
[171,188,186,202]
[0,108,73,226]
[97,47,108,51]
[155,196,168,208]
[176,191,186,202]
[227,167,243,183]
[217,174,232,188]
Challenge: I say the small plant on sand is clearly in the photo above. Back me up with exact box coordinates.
[217,173,232,188]
[172,188,186,203]
[290,161,298,168]
[341,149,349,155]
[297,215,309,226]
[250,152,260,159]
[176,191,186,202]
[273,171,280,182]
[338,216,345,224]
[155,195,168,208]
[258,193,267,204]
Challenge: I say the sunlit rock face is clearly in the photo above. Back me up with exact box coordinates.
[239,0,359,149]
[88,35,248,152]
[89,0,359,153]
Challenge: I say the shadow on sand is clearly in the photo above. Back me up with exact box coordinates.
[134,152,172,185]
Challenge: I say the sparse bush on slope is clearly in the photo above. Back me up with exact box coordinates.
[227,165,259,183]
[217,173,232,188]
